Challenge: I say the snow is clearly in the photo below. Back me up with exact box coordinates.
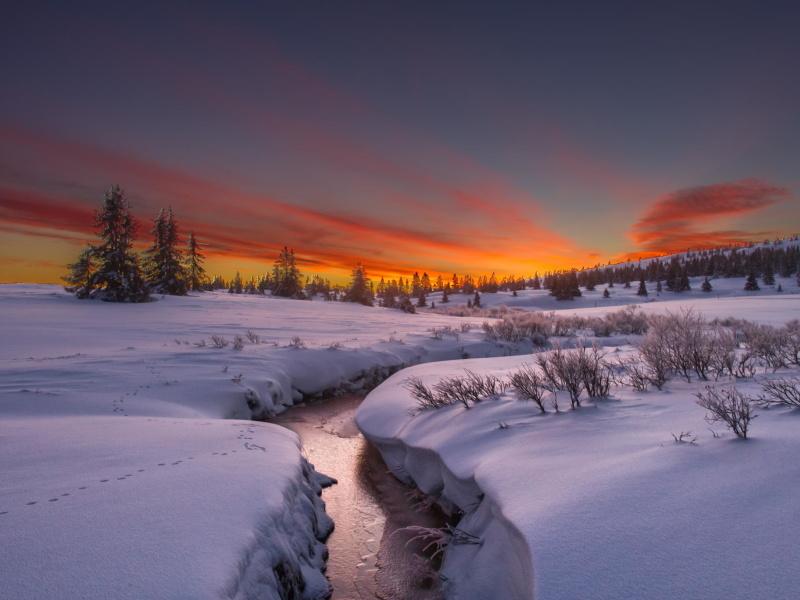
[357,289,800,600]
[2,278,799,600]
[0,284,525,600]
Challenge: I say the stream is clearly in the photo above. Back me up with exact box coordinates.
[272,395,449,600]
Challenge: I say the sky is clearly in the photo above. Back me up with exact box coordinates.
[1,1,799,285]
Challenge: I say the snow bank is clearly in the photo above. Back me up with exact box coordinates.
[356,298,800,600]
[0,284,528,600]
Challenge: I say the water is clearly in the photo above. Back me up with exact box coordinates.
[272,395,447,600]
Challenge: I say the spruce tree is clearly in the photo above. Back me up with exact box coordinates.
[636,277,648,297]
[762,262,775,286]
[416,291,428,307]
[744,271,760,291]
[343,262,374,306]
[143,207,187,295]
[701,277,713,292]
[473,290,482,308]
[185,231,207,291]
[530,273,541,290]
[603,288,610,298]
[79,185,149,302]
[271,247,304,298]
[63,246,96,298]
[441,286,450,303]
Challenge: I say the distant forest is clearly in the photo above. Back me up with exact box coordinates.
[64,186,799,305]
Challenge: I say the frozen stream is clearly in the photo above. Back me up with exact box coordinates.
[272,396,448,600]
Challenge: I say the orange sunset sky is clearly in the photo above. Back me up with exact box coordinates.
[1,2,798,285]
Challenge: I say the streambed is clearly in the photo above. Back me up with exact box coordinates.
[272,395,448,600]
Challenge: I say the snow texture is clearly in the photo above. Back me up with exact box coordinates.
[358,286,800,599]
[2,273,799,600]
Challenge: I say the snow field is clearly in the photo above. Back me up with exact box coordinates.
[2,280,798,599]
[357,304,800,599]
[0,284,530,600]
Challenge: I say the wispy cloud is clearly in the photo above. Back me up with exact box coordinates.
[628,179,793,254]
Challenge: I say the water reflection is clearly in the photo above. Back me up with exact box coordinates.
[272,396,446,600]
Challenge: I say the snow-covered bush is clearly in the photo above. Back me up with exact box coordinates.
[756,377,800,408]
[695,385,756,439]
[245,330,261,344]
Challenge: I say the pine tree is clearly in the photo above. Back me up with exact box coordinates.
[636,277,648,297]
[343,262,374,306]
[473,291,482,308]
[744,271,760,291]
[416,291,428,307]
[232,271,243,294]
[79,185,149,302]
[603,288,610,298]
[701,277,713,292]
[272,247,304,298]
[185,231,207,292]
[679,268,691,292]
[441,286,450,303]
[530,273,541,290]
[62,246,96,298]
[762,262,775,286]
[143,207,187,295]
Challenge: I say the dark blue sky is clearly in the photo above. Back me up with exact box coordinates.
[1,1,798,282]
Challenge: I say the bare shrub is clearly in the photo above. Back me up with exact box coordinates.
[711,346,757,379]
[405,370,507,412]
[695,385,756,439]
[741,322,789,371]
[288,336,306,348]
[614,356,650,391]
[463,369,507,399]
[433,375,482,408]
[482,312,553,344]
[232,334,245,350]
[328,341,345,349]
[460,322,473,333]
[577,341,612,398]
[405,376,448,411]
[756,377,800,408]
[604,305,649,335]
[535,342,584,409]
[395,525,481,560]
[231,373,244,384]
[784,320,800,366]
[671,431,697,443]
[508,364,548,412]
[638,309,736,382]
[245,330,261,344]
[194,339,206,347]
[430,326,460,340]
[585,316,614,337]
[210,335,229,348]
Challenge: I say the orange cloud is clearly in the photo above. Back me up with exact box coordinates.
[628,178,793,253]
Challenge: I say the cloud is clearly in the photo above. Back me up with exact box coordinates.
[628,179,792,253]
